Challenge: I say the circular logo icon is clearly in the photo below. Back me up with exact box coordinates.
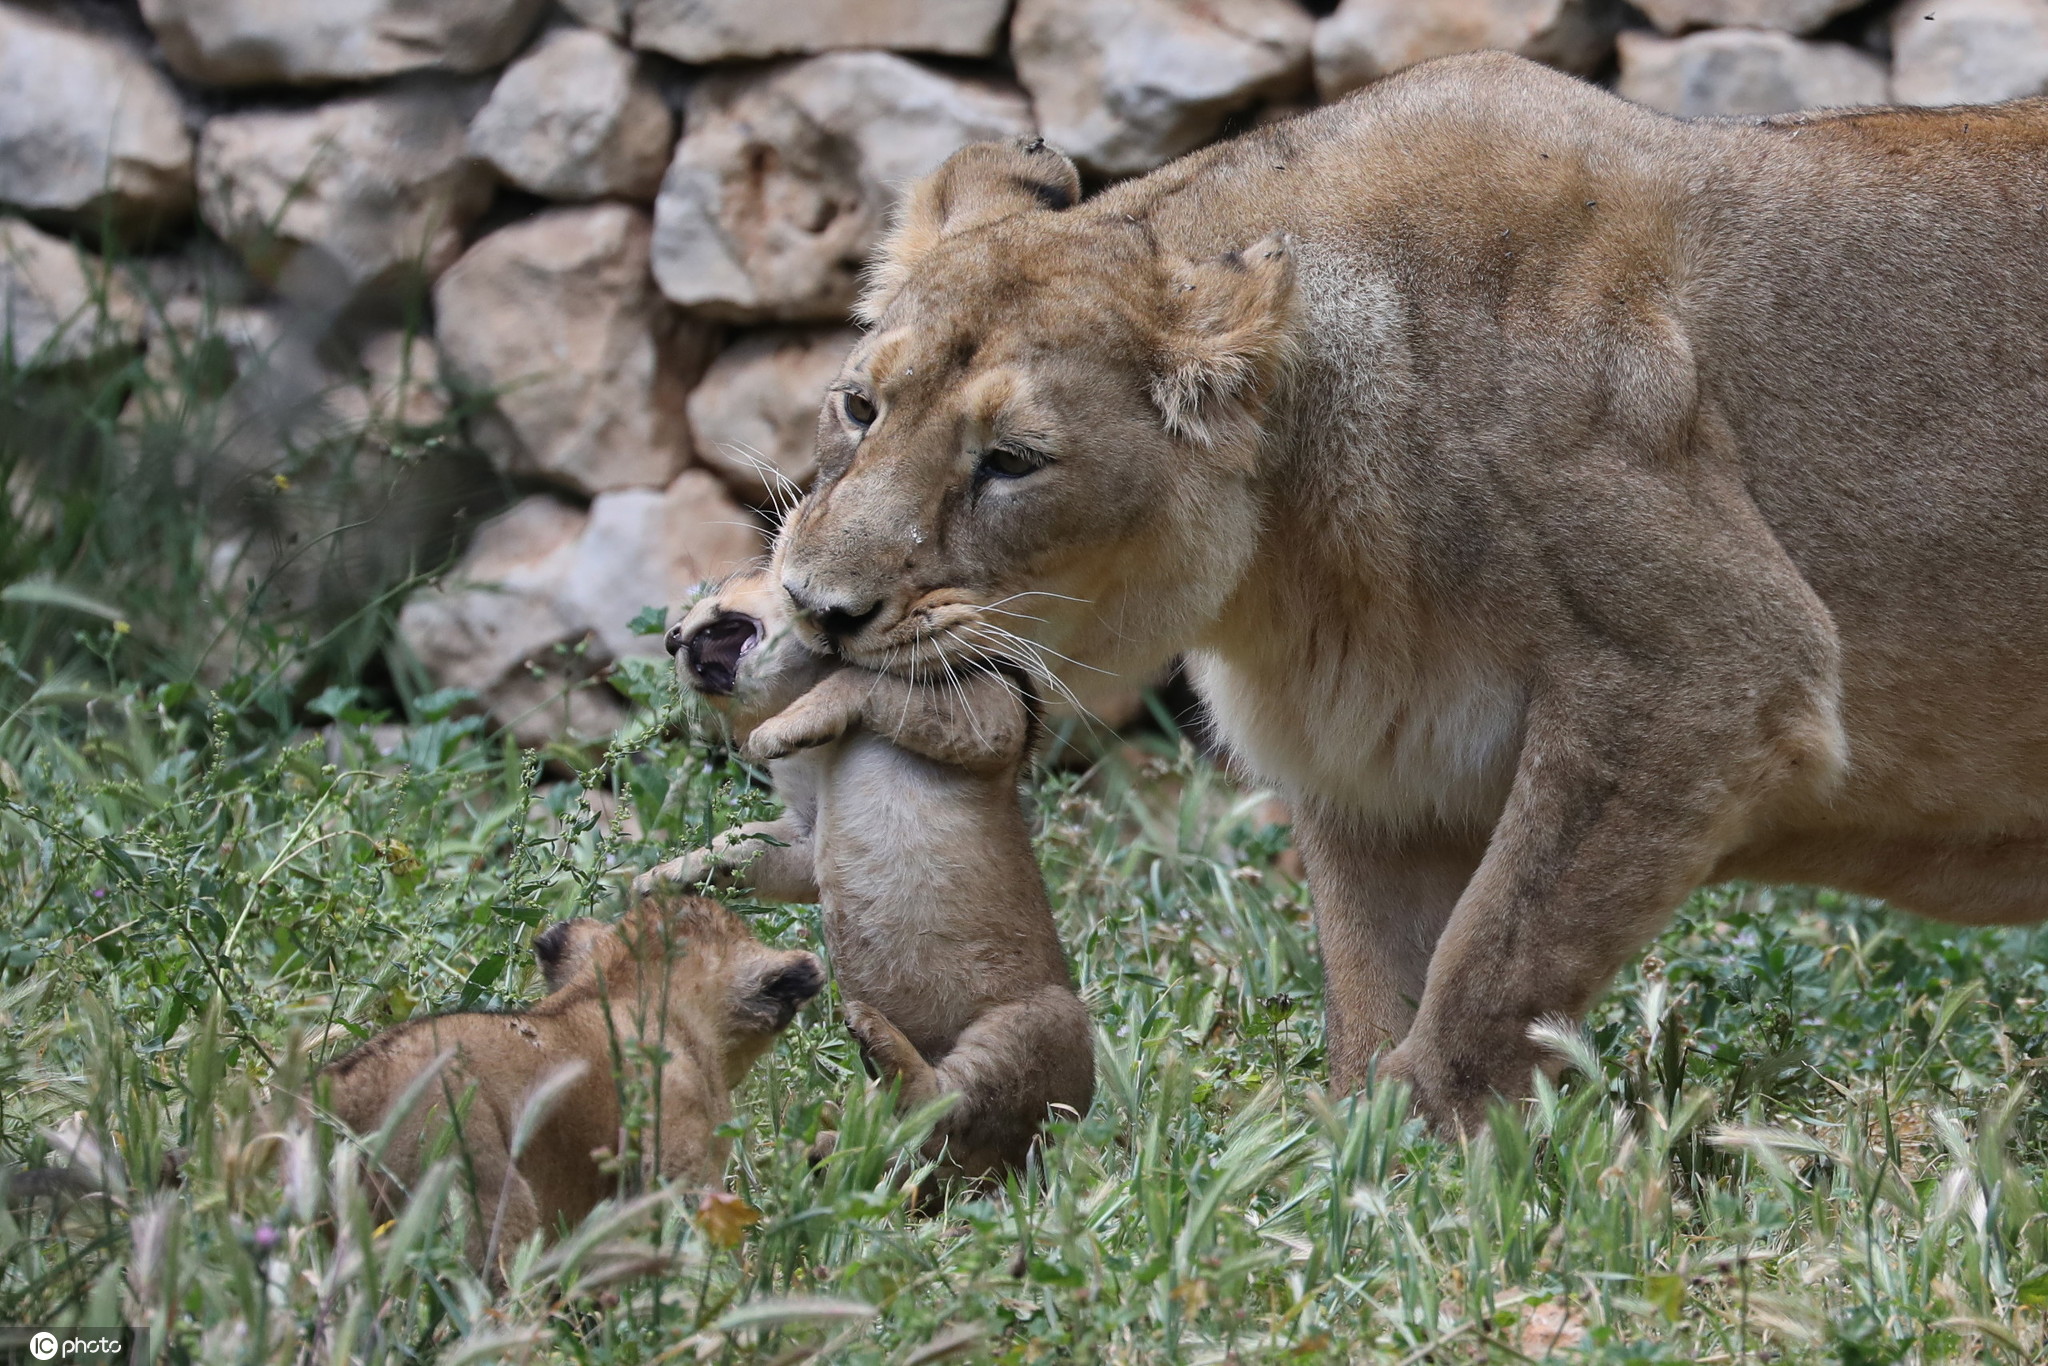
[28,1332,58,1362]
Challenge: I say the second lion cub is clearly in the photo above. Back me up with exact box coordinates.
[639,570,1093,1178]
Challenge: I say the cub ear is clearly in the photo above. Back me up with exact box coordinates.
[534,917,607,993]
[857,137,1081,324]
[1150,234,1300,452]
[740,952,825,1032]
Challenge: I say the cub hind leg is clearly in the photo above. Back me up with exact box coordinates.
[844,989,1094,1180]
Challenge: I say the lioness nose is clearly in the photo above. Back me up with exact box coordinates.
[786,583,882,641]
[663,621,686,656]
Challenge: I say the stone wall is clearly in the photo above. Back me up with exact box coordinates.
[3,0,2043,738]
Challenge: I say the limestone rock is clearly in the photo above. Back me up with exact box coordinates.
[631,0,1009,61]
[434,204,714,496]
[138,0,546,87]
[651,52,1030,322]
[397,472,763,743]
[0,217,141,368]
[1314,0,1624,101]
[558,0,627,35]
[1893,0,2048,106]
[1011,0,1312,178]
[197,82,494,308]
[0,8,194,234]
[1617,29,1890,117]
[1630,0,1866,35]
[688,327,857,505]
[467,27,672,202]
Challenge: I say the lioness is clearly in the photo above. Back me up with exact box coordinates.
[767,55,2048,1130]
[637,569,1094,1179]
[321,894,822,1268]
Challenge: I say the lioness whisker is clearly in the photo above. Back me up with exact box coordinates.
[717,442,805,521]
[975,621,1114,679]
[965,623,1094,723]
[983,590,1092,609]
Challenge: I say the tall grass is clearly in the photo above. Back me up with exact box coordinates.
[5,280,2047,1364]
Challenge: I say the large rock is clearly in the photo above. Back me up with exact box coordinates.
[467,27,672,202]
[0,217,141,368]
[557,0,626,35]
[1893,0,2048,106]
[1630,0,1866,35]
[688,327,857,505]
[397,472,763,743]
[138,0,546,87]
[1011,0,1312,178]
[1617,29,1890,117]
[1314,0,1623,101]
[197,82,495,309]
[0,8,194,234]
[631,0,1009,61]
[434,204,713,496]
[651,53,1031,322]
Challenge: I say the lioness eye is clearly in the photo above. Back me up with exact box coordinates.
[840,388,877,430]
[979,443,1049,480]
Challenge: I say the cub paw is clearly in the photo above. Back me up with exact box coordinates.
[632,853,712,898]
[841,1001,907,1073]
[743,710,842,763]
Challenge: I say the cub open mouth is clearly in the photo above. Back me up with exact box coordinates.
[684,611,762,695]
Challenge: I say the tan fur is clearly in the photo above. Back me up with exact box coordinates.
[320,895,821,1271]
[639,570,1094,1178]
[771,64,2048,1131]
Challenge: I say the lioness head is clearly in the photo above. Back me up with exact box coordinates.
[774,138,1298,703]
[664,569,829,740]
[534,894,824,1085]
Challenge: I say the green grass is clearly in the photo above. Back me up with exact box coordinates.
[4,295,2048,1365]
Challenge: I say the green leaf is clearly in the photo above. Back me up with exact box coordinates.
[627,604,670,636]
[1646,1272,1685,1321]
[2,577,124,621]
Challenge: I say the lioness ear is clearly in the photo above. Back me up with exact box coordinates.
[857,137,1081,323]
[1151,234,1299,451]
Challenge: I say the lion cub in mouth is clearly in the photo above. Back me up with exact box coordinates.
[321,894,821,1271]
[638,570,1094,1179]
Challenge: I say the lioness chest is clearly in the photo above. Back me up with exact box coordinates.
[1192,591,1526,831]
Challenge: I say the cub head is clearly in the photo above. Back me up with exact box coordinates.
[534,895,824,1085]
[774,137,1298,703]
[664,569,832,742]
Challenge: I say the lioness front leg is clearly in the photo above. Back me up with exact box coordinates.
[634,817,820,903]
[1292,805,1484,1092]
[1382,659,1842,1132]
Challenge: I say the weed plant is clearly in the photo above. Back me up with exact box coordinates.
[3,286,2046,1365]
